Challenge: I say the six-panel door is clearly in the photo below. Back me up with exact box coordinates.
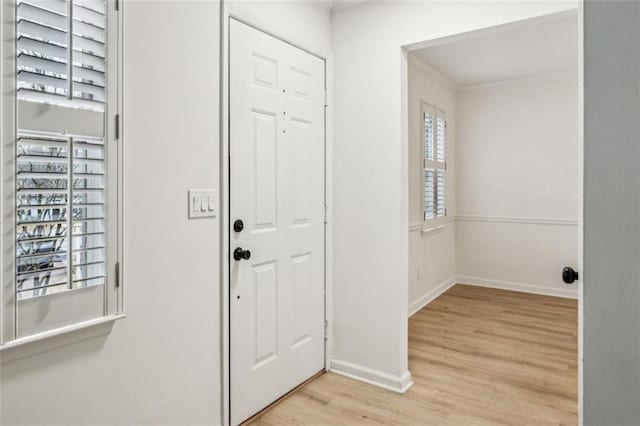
[229,19,325,425]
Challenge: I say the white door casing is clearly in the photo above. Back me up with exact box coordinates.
[229,19,326,425]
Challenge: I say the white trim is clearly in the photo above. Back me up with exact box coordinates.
[408,222,422,232]
[0,314,125,352]
[220,4,231,425]
[408,55,457,90]
[0,0,16,345]
[405,9,578,52]
[456,215,578,226]
[407,274,578,319]
[457,69,577,92]
[456,276,578,299]
[421,224,446,234]
[408,222,447,233]
[411,216,579,230]
[409,276,456,317]
[329,359,414,394]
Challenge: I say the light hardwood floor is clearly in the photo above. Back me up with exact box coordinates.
[248,284,578,425]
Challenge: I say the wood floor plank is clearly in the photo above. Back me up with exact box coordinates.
[248,284,578,425]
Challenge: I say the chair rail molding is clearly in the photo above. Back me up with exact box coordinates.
[409,216,578,232]
[454,215,578,226]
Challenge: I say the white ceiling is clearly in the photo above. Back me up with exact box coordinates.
[411,14,578,87]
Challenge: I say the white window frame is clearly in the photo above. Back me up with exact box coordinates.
[422,101,447,231]
[0,0,124,350]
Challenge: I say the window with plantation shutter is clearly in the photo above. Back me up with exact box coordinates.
[1,0,121,346]
[423,103,446,224]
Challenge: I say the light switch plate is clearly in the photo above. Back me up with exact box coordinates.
[189,189,217,219]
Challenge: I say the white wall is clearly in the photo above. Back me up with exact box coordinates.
[331,0,577,390]
[0,1,331,424]
[1,2,222,423]
[455,74,579,297]
[407,57,456,315]
[227,1,331,57]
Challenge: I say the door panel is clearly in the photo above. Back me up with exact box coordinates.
[230,19,325,425]
[252,261,278,367]
[252,111,278,229]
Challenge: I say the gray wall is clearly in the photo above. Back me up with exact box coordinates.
[584,1,640,424]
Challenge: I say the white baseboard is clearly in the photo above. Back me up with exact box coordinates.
[456,275,578,299]
[329,359,414,394]
[408,276,456,317]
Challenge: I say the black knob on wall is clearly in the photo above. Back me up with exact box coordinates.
[233,219,244,232]
[234,247,251,261]
[562,266,578,284]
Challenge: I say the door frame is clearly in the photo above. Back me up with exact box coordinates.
[219,4,333,425]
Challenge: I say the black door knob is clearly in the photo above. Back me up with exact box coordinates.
[233,219,244,232]
[233,247,251,261]
[562,266,578,284]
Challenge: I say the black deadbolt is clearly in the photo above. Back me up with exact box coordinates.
[234,247,251,261]
[562,266,578,284]
[233,219,244,232]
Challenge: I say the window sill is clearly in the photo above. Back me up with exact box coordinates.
[421,224,446,234]
[0,314,125,353]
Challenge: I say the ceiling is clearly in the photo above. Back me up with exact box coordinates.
[312,0,370,12]
[411,14,578,87]
[327,0,370,12]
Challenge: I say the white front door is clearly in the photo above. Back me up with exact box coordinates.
[229,19,326,425]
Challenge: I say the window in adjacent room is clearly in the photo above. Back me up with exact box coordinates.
[423,103,446,224]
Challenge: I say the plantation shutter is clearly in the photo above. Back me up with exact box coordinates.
[423,108,435,219]
[16,133,106,300]
[11,0,117,339]
[17,0,106,110]
[435,113,446,217]
[423,103,446,222]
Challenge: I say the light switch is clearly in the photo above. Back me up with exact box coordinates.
[189,189,217,218]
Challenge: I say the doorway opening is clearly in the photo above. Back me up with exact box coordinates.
[405,10,580,423]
